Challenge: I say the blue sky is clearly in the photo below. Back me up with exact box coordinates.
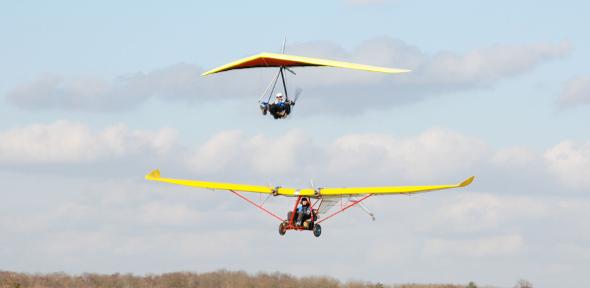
[1,1,590,287]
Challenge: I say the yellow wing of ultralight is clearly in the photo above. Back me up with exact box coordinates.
[319,176,475,196]
[145,170,474,197]
[201,52,411,76]
[145,169,277,194]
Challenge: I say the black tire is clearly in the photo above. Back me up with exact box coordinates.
[313,224,322,237]
[279,222,287,236]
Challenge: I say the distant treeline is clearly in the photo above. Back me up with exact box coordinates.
[0,270,483,288]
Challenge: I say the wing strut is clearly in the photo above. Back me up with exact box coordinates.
[229,190,284,222]
[317,194,374,224]
[259,69,282,103]
[261,66,289,104]
[353,198,376,221]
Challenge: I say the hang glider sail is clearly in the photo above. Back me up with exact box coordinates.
[145,169,473,197]
[201,52,411,76]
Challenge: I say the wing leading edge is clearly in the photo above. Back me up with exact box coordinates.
[145,169,275,194]
[145,170,474,197]
[319,176,475,196]
[201,52,411,76]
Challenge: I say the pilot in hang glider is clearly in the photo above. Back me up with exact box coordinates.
[201,39,410,119]
[146,169,475,237]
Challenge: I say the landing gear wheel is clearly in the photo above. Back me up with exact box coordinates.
[279,222,287,236]
[312,224,322,237]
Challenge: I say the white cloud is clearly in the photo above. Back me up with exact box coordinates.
[2,127,590,285]
[286,39,570,114]
[182,128,590,194]
[423,235,524,257]
[544,140,590,190]
[0,120,177,164]
[492,146,538,167]
[326,129,488,181]
[185,128,486,184]
[415,42,571,87]
[187,129,312,177]
[558,75,590,108]
[1,122,585,195]
[4,39,570,114]
[138,202,202,226]
[428,193,547,233]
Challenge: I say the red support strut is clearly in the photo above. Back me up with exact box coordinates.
[229,190,283,222]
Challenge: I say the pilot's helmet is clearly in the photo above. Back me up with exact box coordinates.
[276,92,284,100]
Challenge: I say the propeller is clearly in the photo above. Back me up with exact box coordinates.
[267,181,280,197]
[293,88,303,103]
[310,179,323,196]
[284,67,296,75]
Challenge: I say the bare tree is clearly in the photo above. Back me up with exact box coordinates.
[514,279,533,288]
[0,270,478,288]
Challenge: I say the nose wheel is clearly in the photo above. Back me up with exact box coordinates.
[278,222,287,236]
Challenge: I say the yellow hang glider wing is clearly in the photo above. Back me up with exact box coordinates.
[145,170,474,197]
[201,52,411,76]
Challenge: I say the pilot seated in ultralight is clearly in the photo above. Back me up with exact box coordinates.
[262,92,293,119]
[296,197,312,226]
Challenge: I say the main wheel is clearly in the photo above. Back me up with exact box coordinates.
[279,222,287,236]
[312,224,322,237]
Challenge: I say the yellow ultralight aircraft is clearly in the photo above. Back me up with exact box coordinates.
[146,170,474,237]
[201,39,410,119]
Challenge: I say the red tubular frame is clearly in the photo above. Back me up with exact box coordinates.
[283,196,319,231]
[229,190,283,222]
[288,196,303,225]
[316,194,374,224]
[228,189,373,231]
